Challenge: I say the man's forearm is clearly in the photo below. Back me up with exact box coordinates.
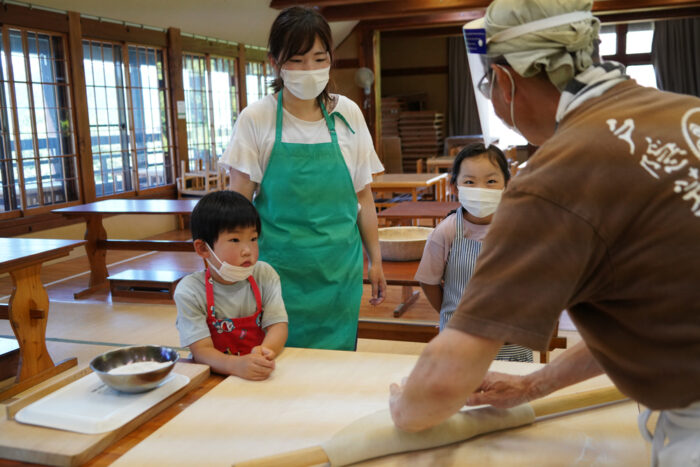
[525,340,604,399]
[390,329,502,431]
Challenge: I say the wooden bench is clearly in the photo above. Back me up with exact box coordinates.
[108,269,188,301]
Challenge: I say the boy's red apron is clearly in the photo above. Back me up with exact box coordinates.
[205,269,265,356]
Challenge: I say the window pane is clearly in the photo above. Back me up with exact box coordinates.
[183,53,212,171]
[211,56,238,160]
[627,64,657,89]
[0,36,20,212]
[84,40,132,197]
[246,61,271,105]
[7,29,78,209]
[626,22,654,54]
[128,44,172,190]
[599,25,617,57]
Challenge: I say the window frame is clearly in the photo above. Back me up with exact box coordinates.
[182,51,239,172]
[82,36,175,199]
[600,22,653,67]
[0,24,82,220]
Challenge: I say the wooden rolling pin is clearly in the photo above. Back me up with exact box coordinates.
[234,386,627,467]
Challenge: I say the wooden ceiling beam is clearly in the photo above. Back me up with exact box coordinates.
[269,0,389,9]
[357,10,484,31]
[321,0,487,21]
[597,6,700,22]
[314,0,700,23]
[592,0,700,14]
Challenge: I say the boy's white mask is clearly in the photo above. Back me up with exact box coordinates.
[458,186,504,218]
[206,244,255,283]
[281,66,330,100]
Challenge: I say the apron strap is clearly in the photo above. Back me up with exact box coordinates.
[247,275,263,316]
[328,111,355,134]
[277,91,355,144]
[205,268,216,319]
[206,268,261,320]
[275,91,284,142]
[455,207,464,238]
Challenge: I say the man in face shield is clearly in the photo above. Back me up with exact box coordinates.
[389,0,700,464]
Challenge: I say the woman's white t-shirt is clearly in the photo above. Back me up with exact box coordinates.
[220,93,384,192]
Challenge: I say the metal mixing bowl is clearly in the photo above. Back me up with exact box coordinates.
[89,345,179,393]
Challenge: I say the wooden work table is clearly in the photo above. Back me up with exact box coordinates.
[371,173,448,206]
[378,201,460,226]
[53,199,198,298]
[90,348,648,466]
[0,238,85,401]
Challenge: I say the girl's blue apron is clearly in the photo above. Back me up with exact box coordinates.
[441,207,533,362]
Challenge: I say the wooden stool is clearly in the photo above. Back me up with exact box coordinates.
[108,269,188,301]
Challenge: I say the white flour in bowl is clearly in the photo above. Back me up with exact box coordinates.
[108,361,172,375]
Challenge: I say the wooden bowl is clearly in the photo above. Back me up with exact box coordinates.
[378,226,433,261]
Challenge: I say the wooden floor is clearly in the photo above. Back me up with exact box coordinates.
[0,227,580,371]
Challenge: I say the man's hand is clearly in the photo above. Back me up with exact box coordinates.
[231,352,275,381]
[466,371,536,408]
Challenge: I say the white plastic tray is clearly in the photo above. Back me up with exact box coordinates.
[15,372,190,434]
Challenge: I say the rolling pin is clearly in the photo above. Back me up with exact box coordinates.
[233,386,627,467]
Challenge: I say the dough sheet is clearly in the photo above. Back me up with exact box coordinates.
[321,404,536,466]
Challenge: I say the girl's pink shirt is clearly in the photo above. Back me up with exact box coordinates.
[414,212,490,285]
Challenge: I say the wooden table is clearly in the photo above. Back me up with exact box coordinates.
[426,155,455,173]
[0,238,85,401]
[378,201,460,226]
[53,199,198,298]
[371,173,448,207]
[101,348,648,466]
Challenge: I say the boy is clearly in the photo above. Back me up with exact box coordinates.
[175,190,288,381]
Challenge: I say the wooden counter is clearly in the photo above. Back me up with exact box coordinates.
[108,348,648,466]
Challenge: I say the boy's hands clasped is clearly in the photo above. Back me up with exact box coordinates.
[232,346,276,381]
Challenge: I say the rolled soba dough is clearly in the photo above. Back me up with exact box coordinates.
[321,404,535,466]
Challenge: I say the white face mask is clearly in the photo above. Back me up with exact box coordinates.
[280,66,330,100]
[206,244,255,283]
[458,186,504,218]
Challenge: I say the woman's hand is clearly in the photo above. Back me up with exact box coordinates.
[368,262,387,305]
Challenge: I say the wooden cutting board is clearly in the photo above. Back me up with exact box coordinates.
[111,348,648,466]
[0,362,209,467]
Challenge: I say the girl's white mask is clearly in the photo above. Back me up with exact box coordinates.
[206,244,255,283]
[458,186,504,218]
[281,66,330,100]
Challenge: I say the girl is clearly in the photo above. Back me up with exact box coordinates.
[414,143,532,362]
[221,7,386,351]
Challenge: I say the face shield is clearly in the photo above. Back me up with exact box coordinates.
[463,18,498,145]
[463,11,596,145]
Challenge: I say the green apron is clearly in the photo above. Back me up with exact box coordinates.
[254,92,363,350]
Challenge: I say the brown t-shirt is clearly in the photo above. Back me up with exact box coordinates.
[448,80,700,409]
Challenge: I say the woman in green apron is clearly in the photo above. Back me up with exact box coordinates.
[221,6,387,350]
